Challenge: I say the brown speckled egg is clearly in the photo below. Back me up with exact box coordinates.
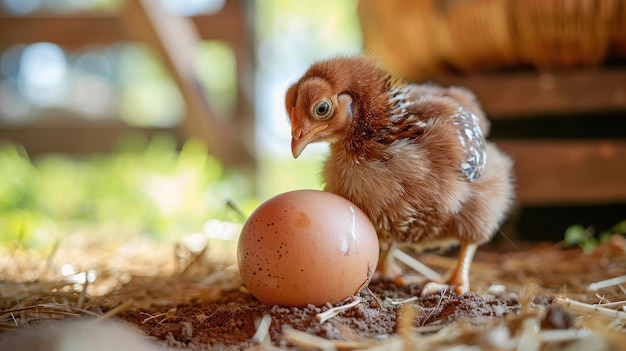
[237,189,379,307]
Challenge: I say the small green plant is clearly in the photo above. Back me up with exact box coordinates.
[564,220,626,252]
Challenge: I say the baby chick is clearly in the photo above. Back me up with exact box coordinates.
[285,56,514,295]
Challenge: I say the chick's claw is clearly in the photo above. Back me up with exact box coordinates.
[420,280,469,296]
[420,282,454,297]
[420,242,477,296]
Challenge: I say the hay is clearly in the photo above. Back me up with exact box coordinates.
[1,233,625,350]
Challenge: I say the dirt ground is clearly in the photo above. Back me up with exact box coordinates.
[1,236,626,350]
[115,278,535,350]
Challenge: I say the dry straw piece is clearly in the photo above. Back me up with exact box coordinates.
[1,232,626,350]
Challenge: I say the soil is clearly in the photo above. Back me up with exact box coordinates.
[115,277,565,350]
[2,236,625,350]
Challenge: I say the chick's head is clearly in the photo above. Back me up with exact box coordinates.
[286,76,354,158]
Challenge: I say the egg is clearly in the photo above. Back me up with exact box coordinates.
[237,190,379,307]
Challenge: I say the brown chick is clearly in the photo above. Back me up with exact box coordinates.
[285,56,514,295]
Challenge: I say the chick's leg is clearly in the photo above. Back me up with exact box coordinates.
[421,241,477,296]
[447,241,477,293]
[376,240,403,280]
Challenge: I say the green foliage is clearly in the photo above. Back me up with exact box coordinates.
[564,220,626,252]
[0,136,257,251]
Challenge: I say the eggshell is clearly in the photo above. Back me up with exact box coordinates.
[237,190,379,307]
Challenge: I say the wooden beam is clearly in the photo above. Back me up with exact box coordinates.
[118,0,253,167]
[433,69,626,118]
[496,139,626,206]
[0,125,176,156]
[191,0,249,49]
[0,14,123,50]
[0,3,248,50]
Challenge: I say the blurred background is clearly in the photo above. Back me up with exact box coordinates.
[0,0,625,251]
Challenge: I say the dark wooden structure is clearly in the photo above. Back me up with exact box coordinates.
[435,70,626,206]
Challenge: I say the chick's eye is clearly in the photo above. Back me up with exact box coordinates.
[312,98,333,120]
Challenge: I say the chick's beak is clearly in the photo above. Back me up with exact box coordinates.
[290,108,328,158]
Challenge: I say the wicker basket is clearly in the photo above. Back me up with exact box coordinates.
[610,0,626,57]
[512,0,618,68]
[358,0,442,78]
[436,0,518,71]
[359,0,626,80]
